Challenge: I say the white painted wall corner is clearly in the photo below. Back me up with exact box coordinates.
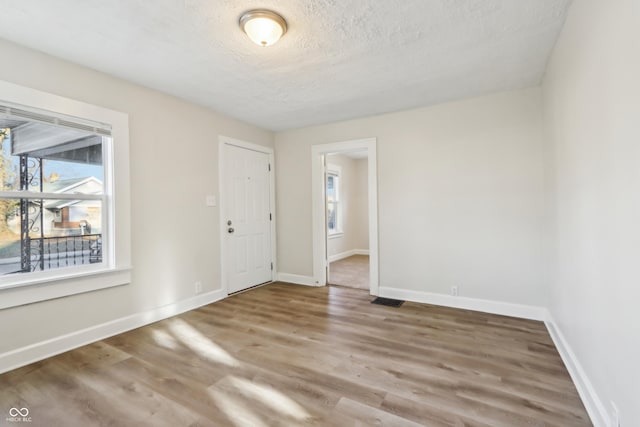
[545,312,608,427]
[377,286,603,426]
[328,249,370,263]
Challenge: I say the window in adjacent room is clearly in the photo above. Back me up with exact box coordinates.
[326,165,342,236]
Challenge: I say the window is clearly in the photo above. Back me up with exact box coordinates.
[326,165,342,236]
[0,108,110,280]
[0,80,131,309]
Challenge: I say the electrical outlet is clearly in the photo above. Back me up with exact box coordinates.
[610,401,620,427]
[451,286,459,296]
[195,281,203,294]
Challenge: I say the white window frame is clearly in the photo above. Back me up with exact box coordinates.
[0,80,131,309]
[326,164,343,238]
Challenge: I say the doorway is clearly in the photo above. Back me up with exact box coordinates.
[311,138,379,295]
[325,150,370,289]
[219,136,276,294]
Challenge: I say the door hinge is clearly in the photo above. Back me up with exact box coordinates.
[270,262,273,271]
[268,163,271,172]
[269,213,272,221]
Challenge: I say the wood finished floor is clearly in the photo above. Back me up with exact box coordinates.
[0,283,591,427]
[329,255,370,290]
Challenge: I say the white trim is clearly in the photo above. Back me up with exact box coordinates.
[0,191,103,200]
[218,136,277,296]
[0,288,226,374]
[328,249,370,263]
[0,79,131,307]
[0,177,104,201]
[545,313,607,427]
[312,138,379,295]
[376,286,602,427]
[269,150,277,277]
[276,272,317,287]
[327,164,342,174]
[219,135,273,155]
[0,268,130,307]
[378,286,547,321]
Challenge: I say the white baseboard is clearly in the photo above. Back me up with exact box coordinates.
[328,249,370,263]
[0,279,604,427]
[0,288,226,375]
[276,272,317,286]
[376,286,600,427]
[545,313,607,427]
[377,286,547,321]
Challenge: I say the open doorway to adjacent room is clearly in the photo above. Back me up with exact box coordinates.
[311,138,378,295]
[325,150,370,289]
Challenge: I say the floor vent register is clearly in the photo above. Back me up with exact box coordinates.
[371,297,404,307]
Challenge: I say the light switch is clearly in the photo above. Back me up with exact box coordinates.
[206,195,217,207]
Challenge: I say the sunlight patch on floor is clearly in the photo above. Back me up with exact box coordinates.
[167,319,240,367]
[209,388,269,427]
[150,329,179,350]
[228,376,312,421]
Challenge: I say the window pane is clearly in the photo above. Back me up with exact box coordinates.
[327,175,335,202]
[327,202,336,231]
[1,126,104,195]
[0,198,103,275]
[1,116,107,279]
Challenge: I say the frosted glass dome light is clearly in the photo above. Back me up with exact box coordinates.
[239,10,287,47]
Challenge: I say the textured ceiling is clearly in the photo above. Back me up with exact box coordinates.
[0,0,571,131]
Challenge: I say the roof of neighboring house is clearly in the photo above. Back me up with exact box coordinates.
[44,199,101,210]
[42,177,102,194]
[41,176,103,210]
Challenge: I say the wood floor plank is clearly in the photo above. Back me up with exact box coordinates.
[329,255,370,290]
[0,282,591,426]
[380,392,497,427]
[334,397,424,427]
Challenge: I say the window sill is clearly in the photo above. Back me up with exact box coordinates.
[328,232,344,239]
[0,266,132,310]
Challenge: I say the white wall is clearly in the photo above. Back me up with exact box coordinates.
[543,0,640,425]
[0,38,273,353]
[2,7,636,422]
[276,88,548,306]
[353,158,369,251]
[326,154,369,259]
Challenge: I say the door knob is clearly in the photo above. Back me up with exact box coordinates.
[228,227,235,233]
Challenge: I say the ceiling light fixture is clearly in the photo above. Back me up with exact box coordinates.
[239,9,287,47]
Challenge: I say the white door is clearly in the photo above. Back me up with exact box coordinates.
[223,143,273,293]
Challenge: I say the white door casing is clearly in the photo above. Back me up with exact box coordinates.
[311,138,379,295]
[219,137,275,294]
